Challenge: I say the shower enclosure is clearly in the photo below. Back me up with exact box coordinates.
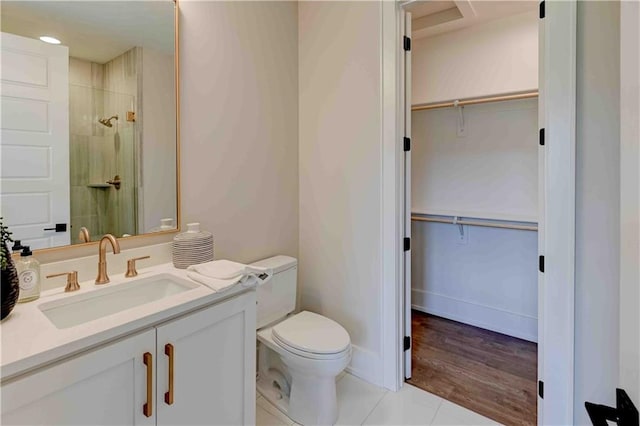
[69,83,139,244]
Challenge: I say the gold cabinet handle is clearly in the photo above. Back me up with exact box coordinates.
[143,352,153,417]
[164,343,174,405]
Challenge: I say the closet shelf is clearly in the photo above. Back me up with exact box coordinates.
[412,91,538,112]
[411,213,538,232]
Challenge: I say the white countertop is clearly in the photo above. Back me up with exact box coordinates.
[0,263,255,381]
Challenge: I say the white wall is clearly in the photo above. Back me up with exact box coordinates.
[179,1,298,263]
[412,11,538,105]
[574,1,620,423]
[412,222,538,342]
[141,48,177,232]
[619,0,640,407]
[298,1,384,385]
[412,99,538,222]
[411,101,538,341]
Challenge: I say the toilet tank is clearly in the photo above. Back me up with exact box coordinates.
[251,255,297,329]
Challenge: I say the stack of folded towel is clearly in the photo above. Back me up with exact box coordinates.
[186,260,273,292]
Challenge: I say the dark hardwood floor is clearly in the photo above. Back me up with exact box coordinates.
[407,311,537,426]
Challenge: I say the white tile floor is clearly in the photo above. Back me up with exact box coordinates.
[256,373,502,426]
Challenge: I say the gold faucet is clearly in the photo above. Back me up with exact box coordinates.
[96,234,121,284]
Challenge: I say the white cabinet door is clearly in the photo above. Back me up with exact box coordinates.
[0,32,70,249]
[156,292,256,426]
[1,330,156,426]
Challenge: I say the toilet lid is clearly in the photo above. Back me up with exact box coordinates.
[272,311,351,355]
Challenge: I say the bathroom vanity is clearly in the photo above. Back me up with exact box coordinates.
[0,265,256,425]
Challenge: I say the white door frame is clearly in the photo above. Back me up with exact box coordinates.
[538,2,576,423]
[382,1,577,423]
[380,0,404,391]
[401,10,412,382]
[619,0,640,406]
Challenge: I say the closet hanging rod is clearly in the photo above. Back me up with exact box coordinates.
[411,215,538,231]
[412,91,539,112]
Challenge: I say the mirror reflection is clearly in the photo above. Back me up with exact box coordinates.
[1,1,178,250]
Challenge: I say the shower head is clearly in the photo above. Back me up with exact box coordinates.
[98,115,118,128]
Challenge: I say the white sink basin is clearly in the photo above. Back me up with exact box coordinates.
[39,274,200,329]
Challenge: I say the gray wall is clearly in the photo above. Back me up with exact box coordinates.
[575,1,620,424]
[179,1,299,263]
[298,1,384,384]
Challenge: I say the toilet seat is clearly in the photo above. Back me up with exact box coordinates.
[271,311,351,359]
[272,333,351,360]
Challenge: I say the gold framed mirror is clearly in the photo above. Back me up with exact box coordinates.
[1,0,180,254]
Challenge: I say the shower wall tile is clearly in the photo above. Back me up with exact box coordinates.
[70,214,99,244]
[69,47,141,241]
[69,86,93,137]
[88,136,106,184]
[103,48,138,97]
[69,135,89,186]
[91,62,104,90]
[94,190,110,235]
[92,88,106,137]
[104,189,119,236]
[70,217,83,245]
[70,186,93,217]
[118,127,135,183]
[102,47,140,236]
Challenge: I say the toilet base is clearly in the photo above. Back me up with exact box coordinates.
[257,330,351,425]
[288,369,339,425]
[257,377,291,415]
[258,368,340,426]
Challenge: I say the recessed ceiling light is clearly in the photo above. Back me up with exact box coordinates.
[39,36,61,45]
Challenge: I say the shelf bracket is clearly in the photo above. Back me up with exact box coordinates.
[453,100,466,137]
[452,216,464,238]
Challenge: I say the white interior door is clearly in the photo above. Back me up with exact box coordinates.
[403,11,412,381]
[1,32,70,249]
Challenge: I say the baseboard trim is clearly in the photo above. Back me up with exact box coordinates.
[345,344,383,387]
[412,289,538,342]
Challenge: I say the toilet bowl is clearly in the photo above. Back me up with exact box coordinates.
[258,311,352,425]
[251,256,352,425]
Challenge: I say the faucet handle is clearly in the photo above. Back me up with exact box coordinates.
[125,256,151,278]
[46,271,80,293]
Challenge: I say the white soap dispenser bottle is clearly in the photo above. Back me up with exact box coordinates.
[16,246,41,303]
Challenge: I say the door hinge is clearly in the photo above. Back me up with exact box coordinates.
[539,1,545,19]
[404,336,411,351]
[538,380,544,398]
[539,255,545,273]
[403,36,411,52]
[586,388,638,426]
[404,237,411,251]
[403,137,411,152]
[539,128,545,146]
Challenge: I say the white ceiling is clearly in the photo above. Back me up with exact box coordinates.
[1,1,175,64]
[406,0,538,39]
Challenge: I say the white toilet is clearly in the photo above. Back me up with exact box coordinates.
[251,256,352,426]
